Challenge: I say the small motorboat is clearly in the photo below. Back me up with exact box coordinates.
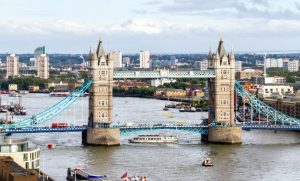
[163,107,169,111]
[202,157,213,167]
[47,143,56,149]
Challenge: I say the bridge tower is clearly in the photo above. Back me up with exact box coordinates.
[203,38,242,144]
[82,37,120,146]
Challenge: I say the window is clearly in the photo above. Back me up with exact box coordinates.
[23,153,28,161]
[101,62,105,66]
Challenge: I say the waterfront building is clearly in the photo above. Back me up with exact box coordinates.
[8,84,18,91]
[36,54,49,79]
[235,60,242,72]
[139,50,150,68]
[194,60,208,70]
[263,91,300,119]
[283,60,299,72]
[0,136,40,170]
[0,156,39,181]
[6,54,19,79]
[155,88,186,97]
[151,78,176,87]
[113,51,122,68]
[257,84,293,98]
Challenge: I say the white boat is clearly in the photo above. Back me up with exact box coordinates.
[49,92,70,97]
[129,134,178,144]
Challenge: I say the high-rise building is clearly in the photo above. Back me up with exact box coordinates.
[235,60,242,72]
[122,57,130,67]
[283,60,299,72]
[139,51,150,68]
[113,51,122,68]
[194,60,208,70]
[6,54,19,79]
[36,54,49,79]
[34,46,46,56]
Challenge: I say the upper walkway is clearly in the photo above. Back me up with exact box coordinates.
[113,70,215,79]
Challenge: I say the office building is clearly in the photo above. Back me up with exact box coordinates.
[283,60,299,72]
[235,60,242,72]
[194,60,208,70]
[113,51,122,68]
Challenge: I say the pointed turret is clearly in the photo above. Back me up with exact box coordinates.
[229,49,235,60]
[217,37,226,58]
[96,36,105,58]
[208,46,213,60]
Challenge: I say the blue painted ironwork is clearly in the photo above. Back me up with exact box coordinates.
[3,80,93,129]
[235,80,300,125]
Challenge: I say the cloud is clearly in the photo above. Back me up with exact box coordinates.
[157,0,300,20]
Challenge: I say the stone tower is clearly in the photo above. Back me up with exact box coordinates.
[82,37,120,146]
[204,38,242,144]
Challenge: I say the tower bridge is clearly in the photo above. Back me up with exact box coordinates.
[2,37,300,145]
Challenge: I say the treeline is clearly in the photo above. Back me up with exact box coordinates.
[113,87,155,96]
[267,68,300,83]
[0,77,47,90]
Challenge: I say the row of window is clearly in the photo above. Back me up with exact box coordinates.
[220,99,229,105]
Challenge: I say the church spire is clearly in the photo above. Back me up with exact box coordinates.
[96,35,105,58]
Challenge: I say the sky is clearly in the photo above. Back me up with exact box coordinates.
[1,0,300,54]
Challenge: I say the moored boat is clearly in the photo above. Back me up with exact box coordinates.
[49,91,70,97]
[202,157,213,167]
[129,134,178,144]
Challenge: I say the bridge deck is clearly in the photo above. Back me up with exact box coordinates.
[2,124,300,134]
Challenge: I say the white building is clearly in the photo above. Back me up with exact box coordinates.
[139,50,150,68]
[36,54,49,79]
[283,60,299,72]
[265,58,284,68]
[6,54,19,79]
[235,60,242,72]
[194,60,208,70]
[151,78,176,87]
[258,84,293,98]
[113,51,122,68]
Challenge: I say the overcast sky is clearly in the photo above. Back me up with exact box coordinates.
[1,0,300,54]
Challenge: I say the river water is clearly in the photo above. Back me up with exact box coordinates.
[1,94,300,181]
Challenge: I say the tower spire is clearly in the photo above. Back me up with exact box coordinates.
[96,34,105,58]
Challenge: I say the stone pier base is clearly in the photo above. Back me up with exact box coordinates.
[202,126,242,144]
[82,128,120,146]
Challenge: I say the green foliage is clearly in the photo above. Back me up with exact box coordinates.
[0,77,47,90]
[267,68,296,83]
[80,72,88,81]
[113,87,155,96]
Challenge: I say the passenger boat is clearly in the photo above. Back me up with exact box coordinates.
[66,168,108,181]
[202,157,213,167]
[129,135,178,144]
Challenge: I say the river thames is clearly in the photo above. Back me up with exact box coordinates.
[1,94,300,180]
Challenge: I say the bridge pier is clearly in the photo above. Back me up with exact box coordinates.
[202,126,242,144]
[82,128,120,146]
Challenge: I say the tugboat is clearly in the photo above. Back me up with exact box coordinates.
[202,157,213,167]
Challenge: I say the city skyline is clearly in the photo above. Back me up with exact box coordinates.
[1,0,300,53]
